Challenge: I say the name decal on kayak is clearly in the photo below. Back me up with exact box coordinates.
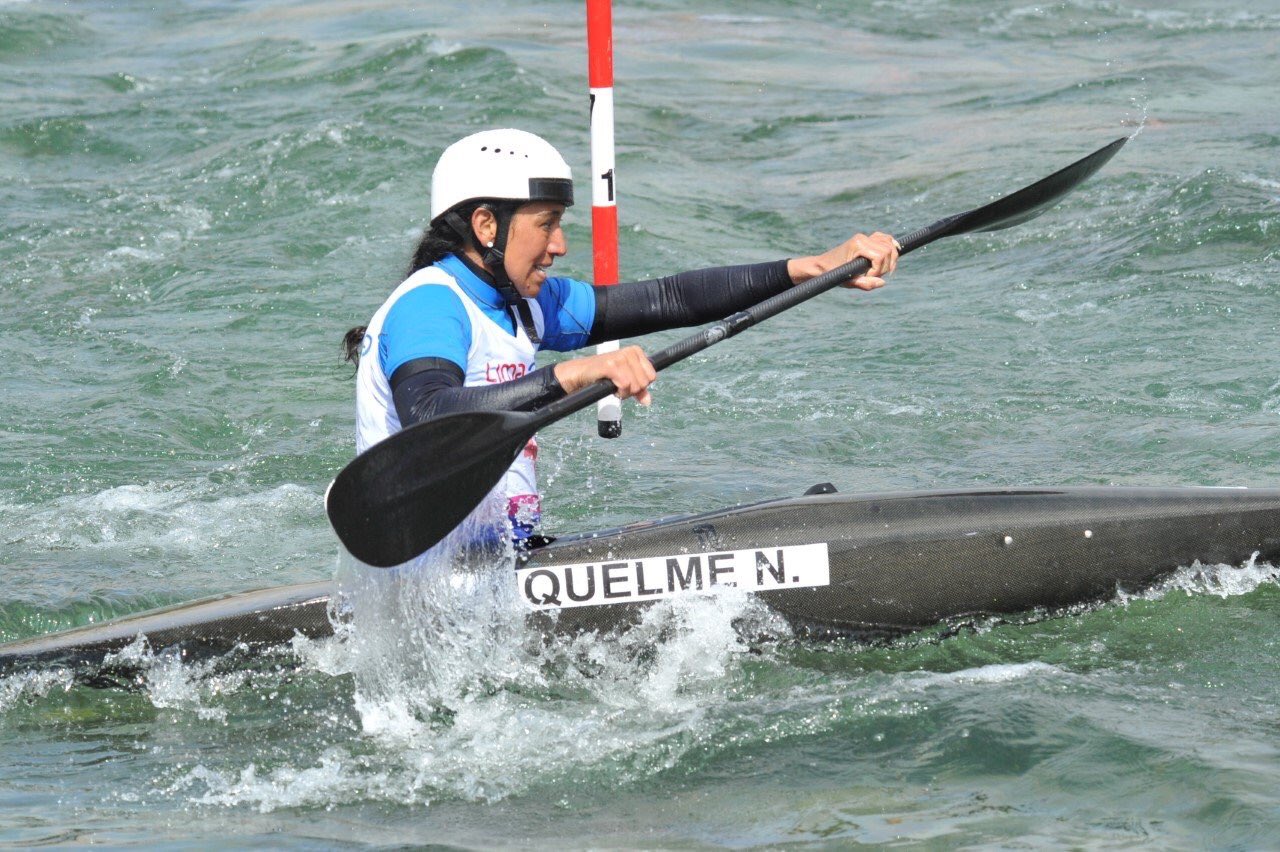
[516,543,830,610]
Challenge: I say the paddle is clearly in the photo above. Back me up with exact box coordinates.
[327,136,1128,567]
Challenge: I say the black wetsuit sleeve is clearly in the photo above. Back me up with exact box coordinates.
[586,259,793,345]
[390,358,565,426]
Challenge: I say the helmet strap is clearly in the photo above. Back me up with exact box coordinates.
[508,297,541,347]
[457,203,543,346]
[478,204,514,293]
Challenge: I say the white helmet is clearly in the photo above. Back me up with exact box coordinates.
[429,128,574,222]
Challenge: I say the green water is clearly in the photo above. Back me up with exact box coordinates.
[3,0,1279,846]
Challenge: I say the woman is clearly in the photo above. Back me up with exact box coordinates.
[344,128,897,543]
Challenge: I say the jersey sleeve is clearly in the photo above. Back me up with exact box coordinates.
[378,285,472,377]
[535,276,597,352]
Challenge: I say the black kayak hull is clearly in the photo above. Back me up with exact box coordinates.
[4,485,1280,675]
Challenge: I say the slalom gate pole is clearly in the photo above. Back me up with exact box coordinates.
[586,0,622,438]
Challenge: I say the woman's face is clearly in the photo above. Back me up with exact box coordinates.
[502,202,568,298]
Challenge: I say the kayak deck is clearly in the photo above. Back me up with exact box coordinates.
[4,485,1279,677]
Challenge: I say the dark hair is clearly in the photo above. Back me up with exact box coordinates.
[342,201,512,365]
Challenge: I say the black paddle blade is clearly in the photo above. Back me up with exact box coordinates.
[326,410,535,567]
[968,136,1127,233]
[902,136,1127,249]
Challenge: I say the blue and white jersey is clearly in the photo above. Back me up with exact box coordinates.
[354,253,596,539]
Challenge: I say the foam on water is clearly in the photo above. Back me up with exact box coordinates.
[153,496,791,811]
[1118,553,1280,604]
[904,660,1064,688]
[0,667,73,713]
[3,481,316,553]
[1,480,326,627]
[100,635,251,723]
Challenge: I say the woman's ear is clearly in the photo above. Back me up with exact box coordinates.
[470,206,498,247]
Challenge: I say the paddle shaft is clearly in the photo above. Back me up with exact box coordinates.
[534,223,940,422]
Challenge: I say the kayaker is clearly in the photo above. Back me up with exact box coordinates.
[343,128,897,544]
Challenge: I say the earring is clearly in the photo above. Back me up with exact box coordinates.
[486,241,494,248]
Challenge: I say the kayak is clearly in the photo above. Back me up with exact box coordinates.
[4,484,1280,678]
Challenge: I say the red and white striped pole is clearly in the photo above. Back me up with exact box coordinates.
[587,0,622,438]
